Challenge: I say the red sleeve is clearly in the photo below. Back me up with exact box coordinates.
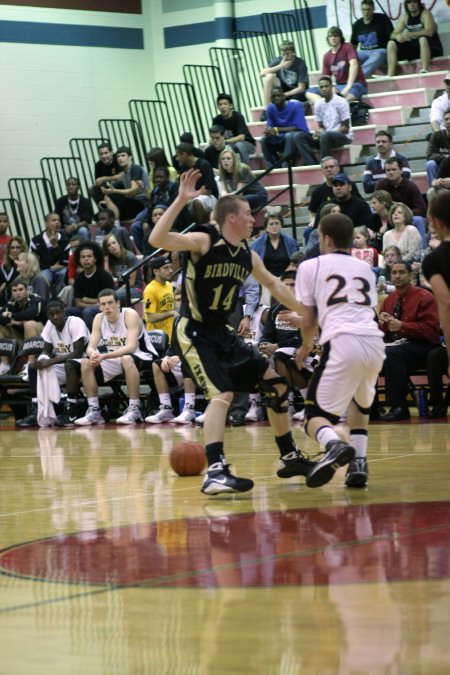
[399,290,440,343]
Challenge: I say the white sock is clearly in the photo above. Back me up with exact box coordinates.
[159,393,171,407]
[316,425,339,447]
[184,393,195,407]
[129,398,140,407]
[88,397,100,408]
[350,430,368,459]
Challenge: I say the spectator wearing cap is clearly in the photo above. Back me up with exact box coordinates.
[331,173,373,227]
[311,76,352,159]
[430,73,450,133]
[143,256,176,338]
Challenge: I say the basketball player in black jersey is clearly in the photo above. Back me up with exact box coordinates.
[149,169,315,495]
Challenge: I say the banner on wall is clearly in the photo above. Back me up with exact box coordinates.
[327,0,450,36]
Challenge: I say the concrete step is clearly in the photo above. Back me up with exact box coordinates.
[308,56,450,84]
[363,70,449,95]
[364,87,434,109]
[265,184,310,205]
[248,122,386,147]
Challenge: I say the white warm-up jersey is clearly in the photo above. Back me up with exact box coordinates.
[296,252,383,345]
[100,308,158,361]
[41,316,90,356]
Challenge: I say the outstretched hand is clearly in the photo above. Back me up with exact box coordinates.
[179,169,206,201]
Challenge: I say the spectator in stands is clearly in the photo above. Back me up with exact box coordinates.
[30,213,69,297]
[218,148,268,211]
[261,87,316,169]
[94,207,134,251]
[305,157,361,244]
[54,177,93,240]
[0,277,46,374]
[0,213,12,266]
[378,261,440,421]
[312,26,368,102]
[130,167,181,252]
[387,0,443,77]
[147,147,178,189]
[426,108,450,186]
[376,156,427,242]
[174,142,218,224]
[15,300,89,428]
[204,125,230,172]
[90,142,122,204]
[382,202,423,262]
[428,156,450,204]
[351,225,379,267]
[101,146,149,221]
[69,241,115,330]
[259,41,316,119]
[172,133,205,173]
[212,95,257,167]
[369,189,393,250]
[423,190,450,384]
[251,211,299,278]
[16,252,50,302]
[363,130,411,194]
[430,73,450,133]
[312,76,353,159]
[0,236,26,304]
[350,0,394,77]
[74,289,157,426]
[102,234,143,305]
[143,256,176,338]
[377,244,402,294]
[331,173,373,227]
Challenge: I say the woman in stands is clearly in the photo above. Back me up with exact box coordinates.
[370,189,393,251]
[102,234,143,305]
[250,210,299,279]
[387,0,443,77]
[382,202,423,262]
[16,252,50,302]
[218,148,268,211]
[0,236,28,304]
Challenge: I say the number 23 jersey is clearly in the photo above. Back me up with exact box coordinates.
[296,251,383,344]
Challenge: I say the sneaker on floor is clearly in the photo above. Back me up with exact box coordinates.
[277,448,316,478]
[55,406,78,428]
[0,362,10,376]
[74,405,105,426]
[292,408,305,422]
[201,462,254,495]
[15,402,38,428]
[144,405,175,424]
[245,401,264,423]
[116,404,143,425]
[345,457,368,488]
[173,404,196,424]
[306,439,355,488]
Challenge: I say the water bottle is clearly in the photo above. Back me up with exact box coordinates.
[417,389,428,418]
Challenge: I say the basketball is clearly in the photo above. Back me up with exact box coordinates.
[169,441,206,476]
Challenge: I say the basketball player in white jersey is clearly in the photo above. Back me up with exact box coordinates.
[289,212,385,488]
[75,289,158,425]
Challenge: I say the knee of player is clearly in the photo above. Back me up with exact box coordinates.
[121,354,135,368]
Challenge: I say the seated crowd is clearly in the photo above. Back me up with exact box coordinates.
[0,0,448,427]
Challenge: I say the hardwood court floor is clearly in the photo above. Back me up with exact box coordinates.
[0,414,449,675]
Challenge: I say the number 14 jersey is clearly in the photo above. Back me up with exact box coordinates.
[296,251,383,344]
